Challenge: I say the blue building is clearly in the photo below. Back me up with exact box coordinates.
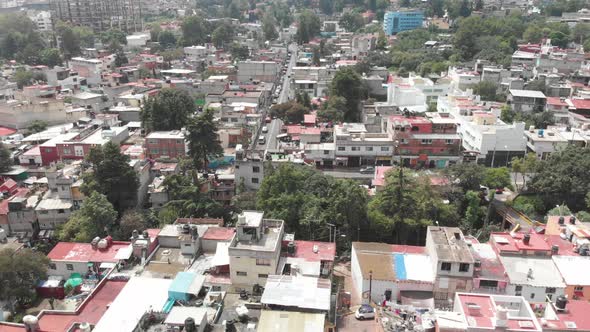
[383,11,424,35]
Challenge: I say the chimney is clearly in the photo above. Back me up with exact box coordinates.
[523,234,531,245]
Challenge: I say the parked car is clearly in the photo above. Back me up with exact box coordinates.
[355,304,375,320]
[359,166,375,174]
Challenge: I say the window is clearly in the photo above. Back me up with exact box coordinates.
[150,149,159,154]
[421,139,433,145]
[45,148,52,153]
[411,126,419,131]
[575,286,584,292]
[515,285,523,291]
[546,287,556,294]
[351,147,360,151]
[58,209,65,214]
[440,262,451,271]
[39,210,49,215]
[400,139,408,144]
[446,139,454,145]
[530,293,535,299]
[49,263,56,270]
[459,263,470,272]
[63,148,71,155]
[252,166,260,173]
[66,264,74,271]
[258,274,268,278]
[148,139,158,144]
[324,150,329,155]
[256,258,271,266]
[338,147,345,151]
[380,147,389,151]
[236,271,247,276]
[184,243,192,247]
[251,178,259,184]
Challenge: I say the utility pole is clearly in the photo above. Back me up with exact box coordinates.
[369,270,373,304]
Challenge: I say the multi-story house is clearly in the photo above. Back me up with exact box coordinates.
[388,114,462,168]
[56,126,129,161]
[144,130,187,160]
[50,0,143,32]
[425,226,475,306]
[236,61,279,83]
[383,11,424,35]
[69,57,102,85]
[228,211,284,289]
[508,89,547,113]
[333,123,393,167]
[437,91,526,166]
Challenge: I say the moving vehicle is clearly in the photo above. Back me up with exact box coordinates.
[262,126,268,133]
[258,136,266,145]
[359,166,375,174]
[355,304,375,320]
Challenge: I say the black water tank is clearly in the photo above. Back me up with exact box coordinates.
[184,317,196,332]
[558,216,565,225]
[523,234,531,245]
[556,295,568,310]
[570,216,576,224]
[225,319,236,332]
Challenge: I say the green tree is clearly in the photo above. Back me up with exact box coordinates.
[318,95,346,123]
[319,0,333,15]
[141,88,194,132]
[58,192,118,242]
[445,163,486,191]
[181,15,209,46]
[73,26,95,48]
[472,81,499,101]
[211,23,233,48]
[114,50,128,67]
[339,12,365,32]
[56,21,81,59]
[149,23,162,42]
[158,174,227,225]
[271,101,308,123]
[0,13,45,62]
[13,69,34,89]
[186,109,223,170]
[483,167,511,189]
[462,190,485,234]
[523,24,544,43]
[0,248,49,312]
[530,146,590,210]
[26,120,47,135]
[100,28,127,46]
[330,67,366,122]
[117,210,147,240]
[262,14,278,41]
[368,169,459,244]
[0,142,12,172]
[158,30,177,48]
[295,10,321,44]
[39,48,62,67]
[81,142,139,213]
[501,105,515,123]
[230,43,249,60]
[510,153,539,191]
[549,31,570,48]
[573,23,590,43]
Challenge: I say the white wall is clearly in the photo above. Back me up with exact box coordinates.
[48,260,88,277]
[505,284,565,303]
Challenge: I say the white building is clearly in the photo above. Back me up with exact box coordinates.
[126,33,150,48]
[448,67,481,91]
[508,89,547,113]
[499,255,565,303]
[184,45,216,61]
[237,61,279,83]
[28,11,53,32]
[333,123,393,167]
[437,92,526,166]
[70,57,103,86]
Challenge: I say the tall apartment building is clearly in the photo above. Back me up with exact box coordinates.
[49,0,143,32]
[383,11,424,35]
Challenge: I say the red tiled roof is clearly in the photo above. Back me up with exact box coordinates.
[285,125,303,135]
[546,97,568,107]
[0,126,17,137]
[490,232,551,253]
[0,188,29,216]
[372,166,393,187]
[0,280,127,332]
[175,218,223,226]
[571,99,590,110]
[301,127,321,135]
[202,227,235,241]
[289,240,336,262]
[47,241,131,262]
[545,300,590,331]
[0,179,17,193]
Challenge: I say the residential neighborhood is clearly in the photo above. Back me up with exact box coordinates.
[0,0,590,331]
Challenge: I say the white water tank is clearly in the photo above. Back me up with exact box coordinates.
[23,315,39,332]
[79,322,91,332]
[97,239,108,249]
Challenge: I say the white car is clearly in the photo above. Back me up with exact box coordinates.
[355,304,375,320]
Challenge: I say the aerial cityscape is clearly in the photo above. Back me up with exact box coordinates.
[0,0,589,331]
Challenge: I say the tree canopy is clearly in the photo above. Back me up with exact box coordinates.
[141,88,195,132]
[270,100,309,123]
[0,142,12,173]
[339,12,365,32]
[0,248,49,312]
[81,142,139,213]
[330,67,366,122]
[58,192,117,242]
[186,109,223,170]
[295,10,321,44]
[181,15,210,46]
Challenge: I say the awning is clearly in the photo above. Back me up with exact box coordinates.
[99,262,116,269]
[400,291,434,309]
[211,242,230,267]
[114,244,133,260]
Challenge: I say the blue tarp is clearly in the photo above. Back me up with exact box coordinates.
[168,272,196,301]
[394,254,407,280]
